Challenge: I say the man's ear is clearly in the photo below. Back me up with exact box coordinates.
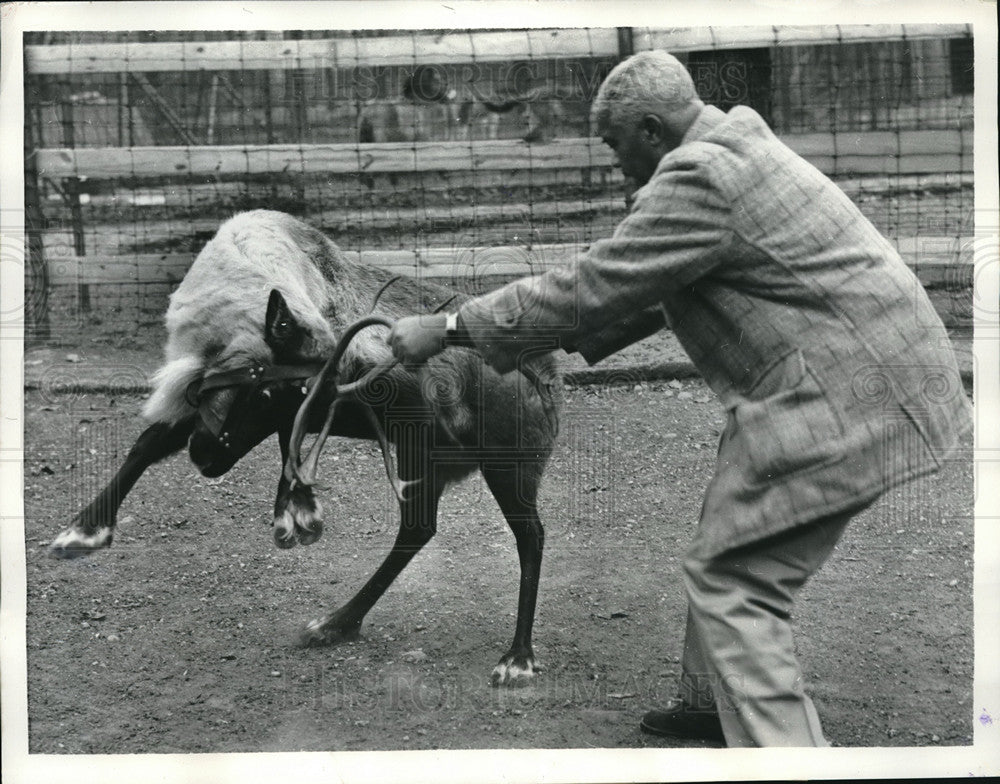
[640,114,665,145]
[264,289,306,358]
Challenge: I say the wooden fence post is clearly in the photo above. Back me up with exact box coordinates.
[58,79,90,313]
[24,67,51,341]
[118,72,128,146]
[287,30,309,208]
[616,27,634,59]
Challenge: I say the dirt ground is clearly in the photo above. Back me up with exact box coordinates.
[22,351,975,753]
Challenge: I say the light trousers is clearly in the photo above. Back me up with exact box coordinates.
[678,508,856,747]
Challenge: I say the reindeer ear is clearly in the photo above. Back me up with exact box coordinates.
[264,289,305,356]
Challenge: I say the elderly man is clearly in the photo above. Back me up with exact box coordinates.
[387,51,972,746]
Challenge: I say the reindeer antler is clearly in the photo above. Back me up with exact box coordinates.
[285,315,419,503]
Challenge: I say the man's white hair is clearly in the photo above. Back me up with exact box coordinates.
[590,50,698,132]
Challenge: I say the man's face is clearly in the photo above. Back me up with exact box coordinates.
[598,115,664,187]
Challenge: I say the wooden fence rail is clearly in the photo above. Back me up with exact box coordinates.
[634,24,972,51]
[47,237,974,287]
[26,24,971,75]
[37,129,974,180]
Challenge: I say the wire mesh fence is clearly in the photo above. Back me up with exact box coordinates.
[23,25,974,341]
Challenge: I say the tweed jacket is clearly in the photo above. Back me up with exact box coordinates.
[457,105,973,557]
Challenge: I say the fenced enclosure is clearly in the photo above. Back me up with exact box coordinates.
[24,25,975,341]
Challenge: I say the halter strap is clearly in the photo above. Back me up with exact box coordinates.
[186,362,326,408]
[198,363,326,394]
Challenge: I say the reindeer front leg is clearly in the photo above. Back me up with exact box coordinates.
[49,418,195,558]
[272,422,323,548]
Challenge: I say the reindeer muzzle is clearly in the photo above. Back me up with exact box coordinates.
[186,363,324,450]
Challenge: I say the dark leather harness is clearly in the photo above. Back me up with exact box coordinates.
[186,362,325,450]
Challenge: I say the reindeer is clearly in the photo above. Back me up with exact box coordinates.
[357,65,461,143]
[48,209,559,686]
[355,67,562,144]
[458,83,564,143]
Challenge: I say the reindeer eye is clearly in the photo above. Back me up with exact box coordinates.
[261,388,272,400]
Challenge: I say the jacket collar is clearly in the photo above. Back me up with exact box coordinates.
[681,104,728,145]
[641,104,729,196]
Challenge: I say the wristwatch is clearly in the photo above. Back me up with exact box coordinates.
[443,311,473,347]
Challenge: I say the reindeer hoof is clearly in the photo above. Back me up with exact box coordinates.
[298,616,362,648]
[273,518,298,548]
[295,521,323,546]
[491,653,539,687]
[48,526,113,559]
[273,497,324,549]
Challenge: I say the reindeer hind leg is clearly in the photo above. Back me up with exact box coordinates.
[299,466,445,647]
[481,460,547,687]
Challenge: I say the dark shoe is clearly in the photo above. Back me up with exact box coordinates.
[640,700,725,741]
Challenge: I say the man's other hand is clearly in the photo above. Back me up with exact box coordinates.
[388,313,449,365]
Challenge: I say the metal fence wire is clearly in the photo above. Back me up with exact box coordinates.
[23,26,974,340]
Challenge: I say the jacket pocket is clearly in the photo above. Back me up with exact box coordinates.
[732,349,846,486]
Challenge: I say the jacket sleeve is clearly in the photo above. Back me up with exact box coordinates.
[457,154,734,373]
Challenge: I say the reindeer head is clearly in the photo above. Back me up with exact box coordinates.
[403,64,453,104]
[187,289,325,477]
